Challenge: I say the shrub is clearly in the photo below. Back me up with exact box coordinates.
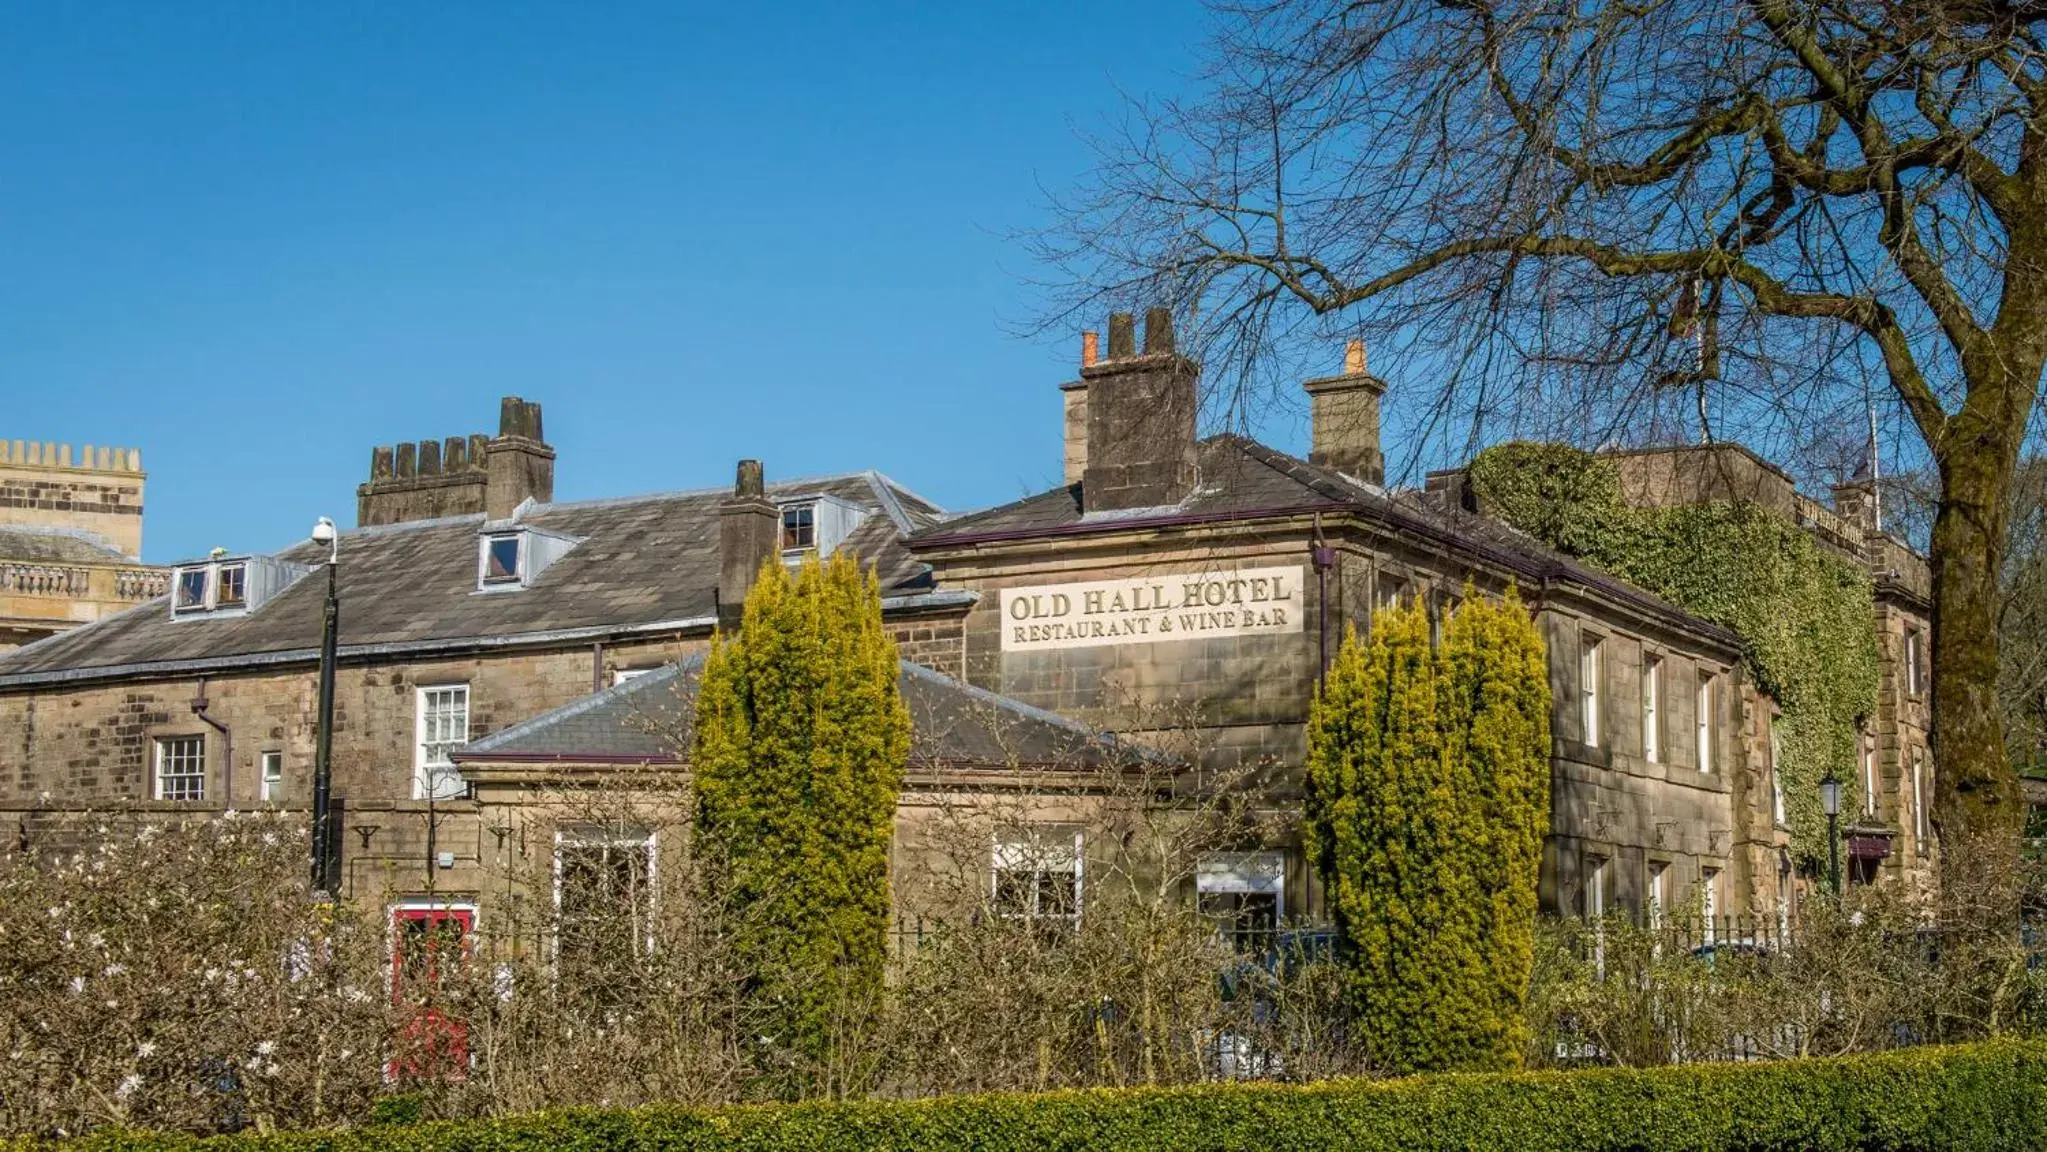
[1304,589,1551,1073]
[693,550,911,1096]
[22,1040,2047,1151]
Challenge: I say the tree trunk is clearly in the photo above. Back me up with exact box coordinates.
[1929,408,2024,853]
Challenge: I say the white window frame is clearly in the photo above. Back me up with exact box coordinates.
[551,829,659,959]
[1377,572,1405,613]
[779,502,817,554]
[1701,867,1721,943]
[1644,655,1662,763]
[1585,855,1609,919]
[1647,860,1669,930]
[1862,736,1879,818]
[214,562,247,608]
[1771,730,1787,826]
[259,749,284,803]
[153,734,206,801]
[1579,634,1604,748]
[478,532,525,591]
[1696,672,1717,773]
[1912,746,1928,842]
[170,559,252,617]
[1906,629,1924,697]
[992,830,1083,924]
[414,685,471,800]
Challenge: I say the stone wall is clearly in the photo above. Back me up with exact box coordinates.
[0,440,146,559]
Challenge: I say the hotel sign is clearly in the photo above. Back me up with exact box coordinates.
[999,566,1304,652]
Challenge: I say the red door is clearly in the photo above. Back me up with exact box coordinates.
[389,906,473,1082]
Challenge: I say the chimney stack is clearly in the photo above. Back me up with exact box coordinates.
[484,397,555,520]
[1303,338,1386,485]
[718,459,780,630]
[1078,308,1198,513]
[1060,330,1099,485]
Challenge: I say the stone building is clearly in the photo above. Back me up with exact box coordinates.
[0,398,975,944]
[0,326,1937,954]
[0,439,167,650]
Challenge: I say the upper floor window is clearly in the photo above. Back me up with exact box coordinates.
[1643,655,1662,763]
[1906,628,1925,697]
[1912,746,1929,843]
[1771,730,1787,826]
[1696,672,1719,773]
[1579,635,1604,748]
[781,503,816,552]
[415,685,470,800]
[172,561,248,615]
[482,534,522,584]
[993,831,1081,923]
[1862,736,1879,818]
[475,527,578,592]
[154,735,206,802]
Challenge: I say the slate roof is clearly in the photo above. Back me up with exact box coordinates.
[910,435,1742,649]
[0,472,956,685]
[455,656,1154,772]
[0,528,132,565]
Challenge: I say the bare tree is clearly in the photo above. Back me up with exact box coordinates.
[1039,0,2047,860]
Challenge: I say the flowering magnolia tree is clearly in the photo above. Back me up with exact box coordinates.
[0,812,396,1136]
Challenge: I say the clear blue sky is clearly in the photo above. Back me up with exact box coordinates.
[1,3,1245,563]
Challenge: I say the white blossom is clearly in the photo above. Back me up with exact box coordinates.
[113,1074,142,1101]
[68,976,85,995]
[136,1041,157,1058]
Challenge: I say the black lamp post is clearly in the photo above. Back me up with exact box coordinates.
[1820,769,1843,902]
[310,516,339,896]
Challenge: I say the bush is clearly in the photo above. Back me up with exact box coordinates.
[23,1040,2047,1151]
[1305,589,1551,1073]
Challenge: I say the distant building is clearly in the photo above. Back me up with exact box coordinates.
[0,439,166,651]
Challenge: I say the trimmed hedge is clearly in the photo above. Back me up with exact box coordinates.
[27,1040,2047,1151]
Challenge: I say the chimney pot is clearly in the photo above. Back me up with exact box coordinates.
[718,458,780,630]
[1081,330,1099,368]
[1142,308,1175,355]
[1107,312,1137,358]
[734,458,765,498]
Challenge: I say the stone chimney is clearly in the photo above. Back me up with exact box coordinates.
[1832,473,1879,537]
[1060,330,1099,485]
[718,459,779,630]
[1079,308,1198,513]
[1303,339,1386,485]
[484,397,555,520]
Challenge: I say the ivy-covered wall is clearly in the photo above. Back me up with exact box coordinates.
[1468,443,1881,869]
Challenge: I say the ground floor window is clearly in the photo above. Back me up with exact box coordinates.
[1196,851,1285,950]
[554,829,657,970]
[154,735,206,801]
[992,830,1081,923]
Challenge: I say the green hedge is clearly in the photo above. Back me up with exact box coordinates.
[26,1040,2047,1151]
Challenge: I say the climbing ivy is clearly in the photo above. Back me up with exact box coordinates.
[1469,443,1881,869]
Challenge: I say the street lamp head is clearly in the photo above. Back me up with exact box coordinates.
[310,517,337,546]
[1820,771,1843,818]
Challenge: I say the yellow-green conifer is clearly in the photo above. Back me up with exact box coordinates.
[693,550,910,1095]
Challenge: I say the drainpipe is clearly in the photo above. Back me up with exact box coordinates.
[591,640,606,693]
[191,677,234,808]
[1311,514,1336,692]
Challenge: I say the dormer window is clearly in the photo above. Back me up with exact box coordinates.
[215,563,247,609]
[169,555,305,619]
[483,534,522,585]
[781,504,816,552]
[475,526,578,592]
[174,568,209,613]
